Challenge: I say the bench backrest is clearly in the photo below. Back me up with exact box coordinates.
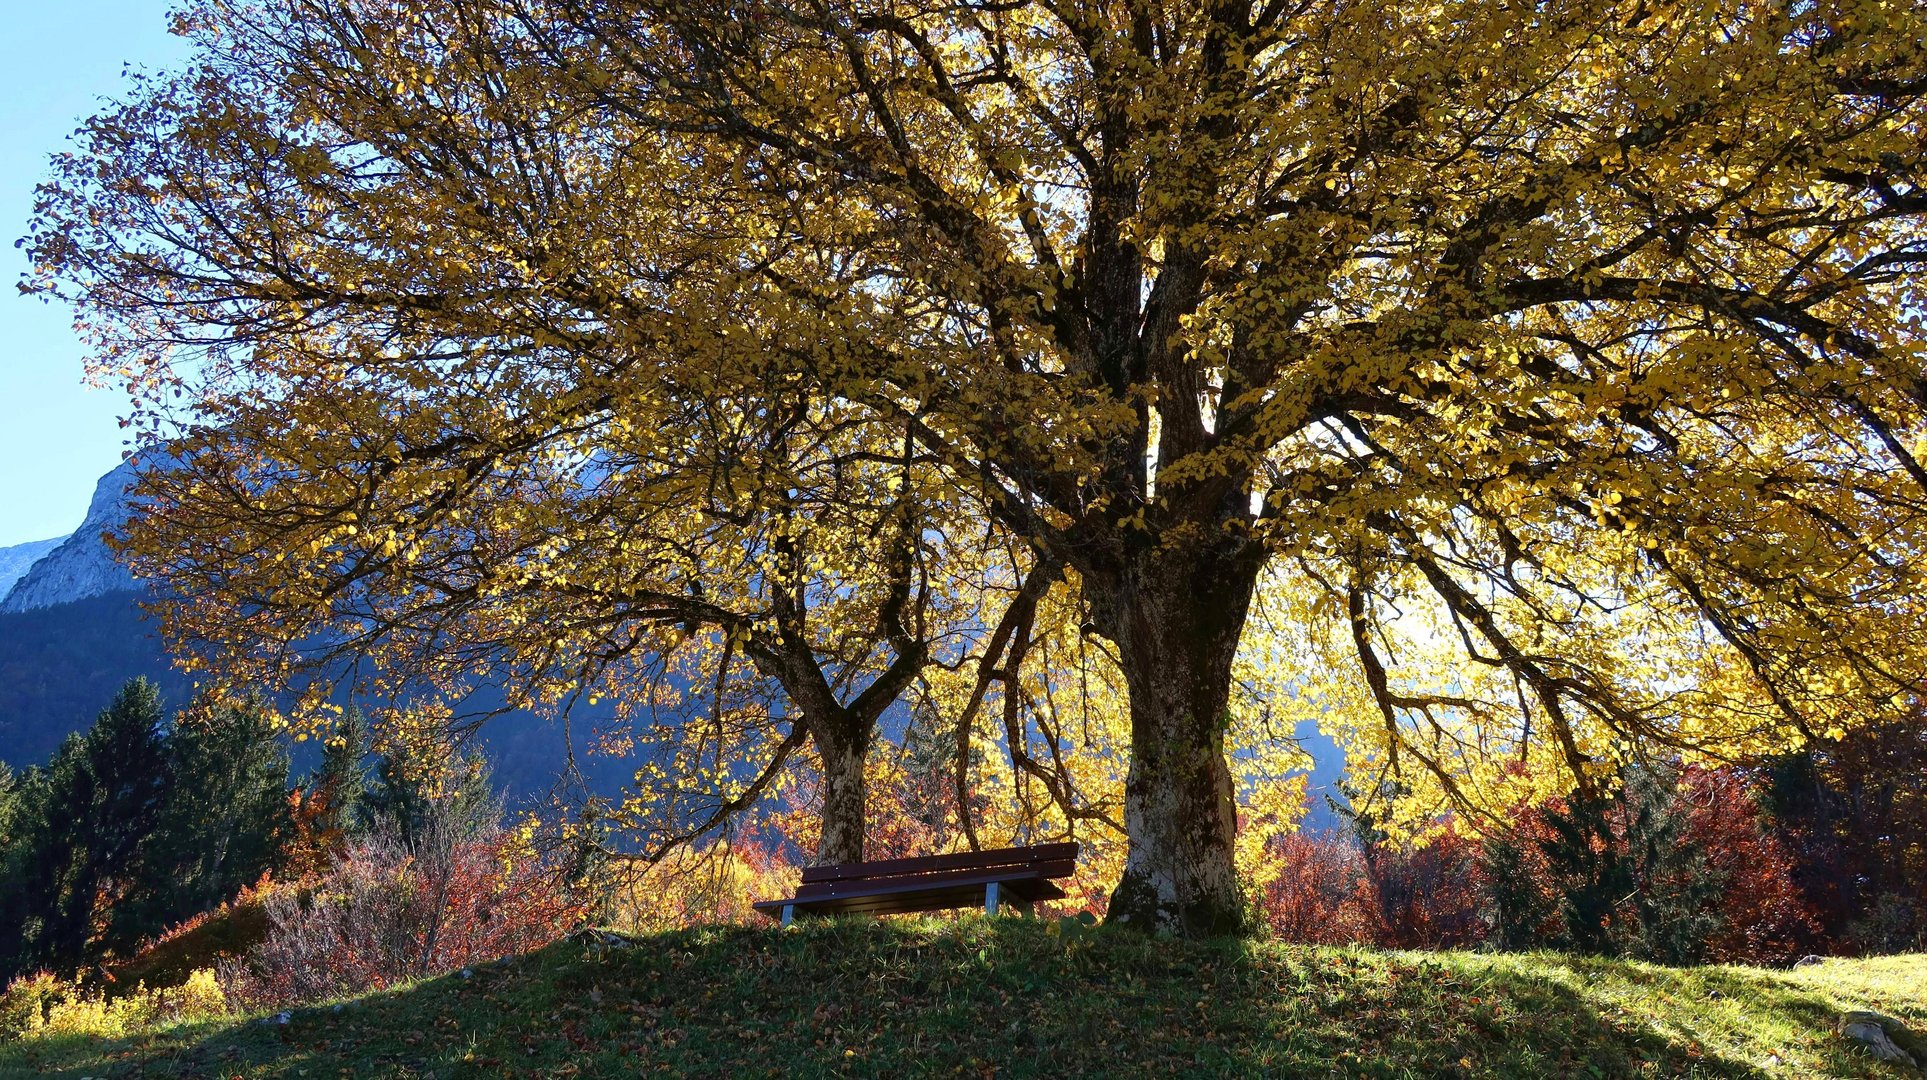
[800,841,1080,885]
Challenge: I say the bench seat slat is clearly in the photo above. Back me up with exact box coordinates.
[790,881,1068,919]
[790,866,1047,905]
[757,842,1080,923]
[800,841,1079,884]
[753,879,1067,919]
[793,859,1077,901]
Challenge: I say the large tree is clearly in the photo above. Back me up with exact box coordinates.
[31,0,1927,932]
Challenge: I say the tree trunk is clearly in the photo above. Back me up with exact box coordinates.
[812,715,872,866]
[1090,540,1266,936]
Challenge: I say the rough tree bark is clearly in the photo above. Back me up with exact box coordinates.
[809,713,873,866]
[1085,535,1267,935]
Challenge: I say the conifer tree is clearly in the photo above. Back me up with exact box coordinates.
[1479,833,1555,953]
[1620,765,1723,965]
[307,707,372,849]
[0,680,171,974]
[1535,790,1635,956]
[1517,765,1724,962]
[59,680,173,963]
[361,742,499,855]
[133,693,293,932]
[0,760,61,978]
[0,763,16,851]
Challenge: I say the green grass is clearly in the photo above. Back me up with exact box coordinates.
[3,920,1923,1078]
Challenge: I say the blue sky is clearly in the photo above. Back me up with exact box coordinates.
[0,3,187,547]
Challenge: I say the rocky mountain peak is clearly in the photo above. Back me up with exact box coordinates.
[0,536,66,598]
[0,458,144,613]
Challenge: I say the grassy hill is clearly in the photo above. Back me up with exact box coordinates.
[3,919,1923,1079]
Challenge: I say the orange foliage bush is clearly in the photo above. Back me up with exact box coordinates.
[281,785,351,880]
[219,833,582,1010]
[1258,831,1386,945]
[1680,768,1822,964]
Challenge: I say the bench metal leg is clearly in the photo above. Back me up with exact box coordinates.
[781,904,795,928]
[985,881,1000,916]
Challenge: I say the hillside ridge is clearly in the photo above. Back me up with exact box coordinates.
[3,921,1923,1078]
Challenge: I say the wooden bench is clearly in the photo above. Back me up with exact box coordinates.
[753,842,1079,926]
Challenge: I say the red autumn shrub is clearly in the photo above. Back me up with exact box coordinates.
[218,830,581,1010]
[1363,822,1489,949]
[1260,821,1491,949]
[1262,767,1815,962]
[1679,767,1822,964]
[1479,767,1821,963]
[1767,719,1927,953]
[1259,830,1386,945]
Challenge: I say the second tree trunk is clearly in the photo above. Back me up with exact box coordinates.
[812,716,872,866]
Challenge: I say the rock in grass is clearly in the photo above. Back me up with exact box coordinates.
[1838,1011,1918,1066]
[571,928,638,953]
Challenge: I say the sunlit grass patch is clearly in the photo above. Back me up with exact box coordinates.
[2,921,1921,1078]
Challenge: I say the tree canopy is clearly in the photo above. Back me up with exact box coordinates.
[28,0,1927,932]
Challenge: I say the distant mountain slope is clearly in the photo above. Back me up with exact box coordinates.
[0,590,195,767]
[0,536,65,598]
[0,585,623,801]
[0,460,142,613]
[1291,720,1349,832]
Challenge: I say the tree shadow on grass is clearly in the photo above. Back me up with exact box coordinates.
[6,921,1912,1079]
